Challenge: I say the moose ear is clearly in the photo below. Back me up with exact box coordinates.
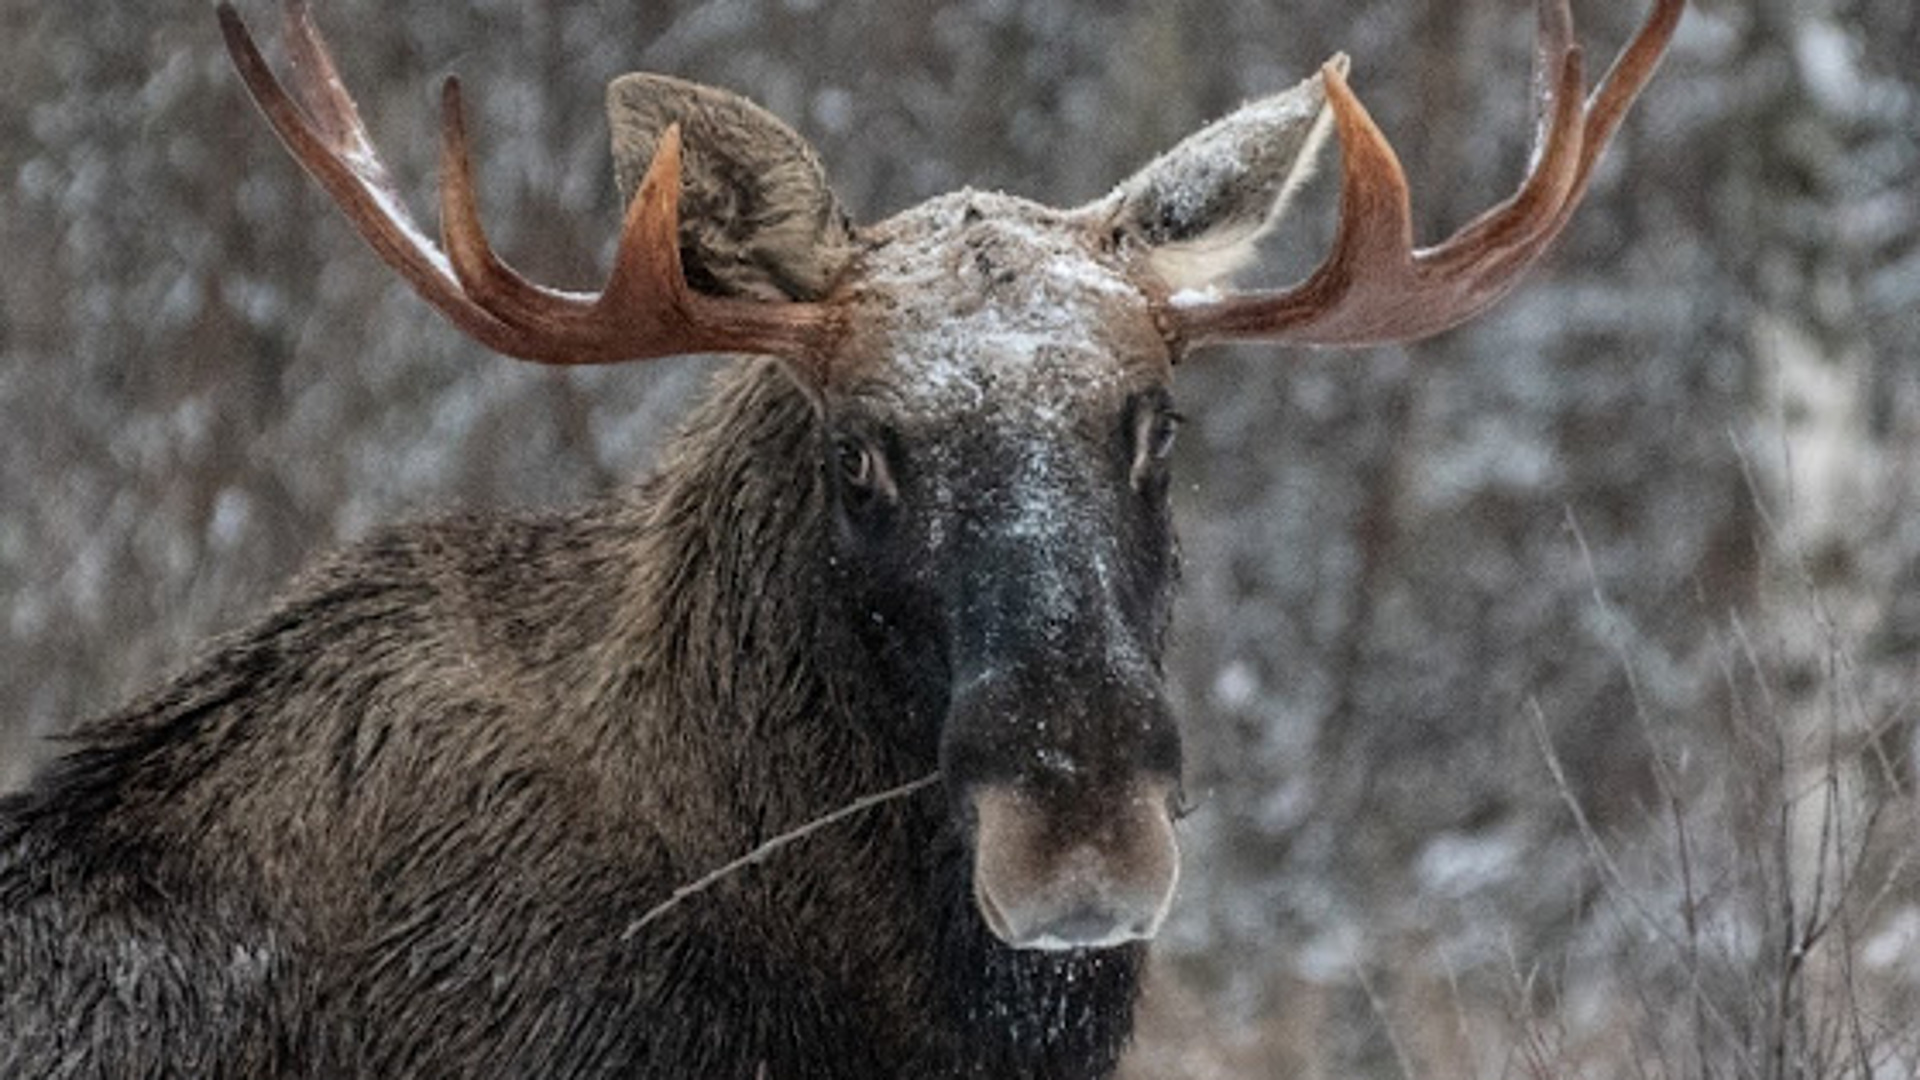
[1100,57,1346,292]
[608,74,856,301]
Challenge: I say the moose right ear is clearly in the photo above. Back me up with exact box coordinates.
[1099,58,1345,293]
[608,74,856,302]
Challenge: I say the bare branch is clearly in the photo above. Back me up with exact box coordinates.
[620,773,941,941]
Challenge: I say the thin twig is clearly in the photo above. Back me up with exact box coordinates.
[1565,505,1719,1076]
[621,772,941,941]
[1526,698,1667,945]
[1438,949,1484,1079]
[1350,953,1420,1080]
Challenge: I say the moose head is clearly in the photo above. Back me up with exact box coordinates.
[218,0,1681,954]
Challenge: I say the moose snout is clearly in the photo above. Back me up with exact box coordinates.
[969,780,1179,951]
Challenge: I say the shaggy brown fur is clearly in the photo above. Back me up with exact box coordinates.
[0,360,1144,1078]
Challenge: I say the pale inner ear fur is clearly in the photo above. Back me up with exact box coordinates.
[1098,56,1346,293]
[607,73,856,301]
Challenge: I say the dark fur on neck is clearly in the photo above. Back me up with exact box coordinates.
[2,359,1141,1078]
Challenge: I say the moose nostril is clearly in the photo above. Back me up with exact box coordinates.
[990,893,1162,952]
[1027,906,1141,951]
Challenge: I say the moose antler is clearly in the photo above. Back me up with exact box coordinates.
[1169,0,1684,349]
[216,0,841,370]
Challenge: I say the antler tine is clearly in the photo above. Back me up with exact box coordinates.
[281,0,371,164]
[1170,0,1683,350]
[219,3,542,357]
[596,124,745,350]
[1527,0,1578,170]
[1571,0,1686,196]
[220,1,840,371]
[1422,37,1587,279]
[438,89,797,367]
[436,77,590,332]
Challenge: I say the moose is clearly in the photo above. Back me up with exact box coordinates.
[1,0,1681,1075]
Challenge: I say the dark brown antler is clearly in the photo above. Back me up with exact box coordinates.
[217,0,840,370]
[1169,0,1684,349]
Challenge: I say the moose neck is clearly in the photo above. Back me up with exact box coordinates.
[602,360,894,846]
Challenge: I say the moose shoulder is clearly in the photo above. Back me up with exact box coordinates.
[0,1,1681,1076]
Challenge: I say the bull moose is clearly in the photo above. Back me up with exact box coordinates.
[1,1,1681,1075]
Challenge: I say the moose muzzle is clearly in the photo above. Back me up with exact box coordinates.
[969,778,1179,951]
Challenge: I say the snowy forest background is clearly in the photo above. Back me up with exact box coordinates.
[3,0,1917,1074]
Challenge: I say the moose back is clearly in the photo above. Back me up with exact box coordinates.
[0,1,1680,1076]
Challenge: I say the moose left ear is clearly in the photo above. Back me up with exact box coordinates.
[1097,58,1345,292]
[608,74,856,302]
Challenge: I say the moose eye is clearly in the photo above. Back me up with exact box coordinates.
[1147,410,1182,462]
[1129,398,1182,491]
[836,435,874,488]
[834,434,900,510]
[831,431,900,529]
